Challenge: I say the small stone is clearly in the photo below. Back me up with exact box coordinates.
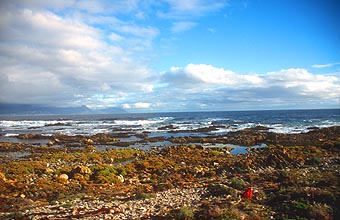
[86,139,94,144]
[72,207,78,215]
[54,138,60,143]
[73,165,92,175]
[59,174,69,181]
[47,141,54,146]
[45,168,54,174]
[117,174,124,183]
[0,172,7,182]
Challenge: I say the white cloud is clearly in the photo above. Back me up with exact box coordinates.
[312,62,340,68]
[0,8,102,50]
[0,3,154,106]
[171,21,197,33]
[134,102,152,109]
[159,0,227,18]
[122,102,151,109]
[163,64,340,99]
[163,64,264,86]
[75,0,104,13]
[118,25,159,38]
[266,68,340,99]
[0,0,75,11]
[157,64,340,110]
[0,1,338,111]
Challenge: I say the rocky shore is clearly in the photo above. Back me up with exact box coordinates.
[0,126,339,219]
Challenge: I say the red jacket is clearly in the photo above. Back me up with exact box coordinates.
[242,188,253,200]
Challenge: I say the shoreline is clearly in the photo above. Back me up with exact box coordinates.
[0,126,339,219]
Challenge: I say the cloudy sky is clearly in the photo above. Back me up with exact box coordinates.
[0,0,339,112]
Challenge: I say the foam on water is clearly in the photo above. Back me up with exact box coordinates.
[0,109,338,138]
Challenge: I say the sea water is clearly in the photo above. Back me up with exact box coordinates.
[0,109,339,138]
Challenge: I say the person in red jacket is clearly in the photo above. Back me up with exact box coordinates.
[242,187,253,200]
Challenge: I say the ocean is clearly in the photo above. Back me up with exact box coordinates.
[1,109,339,139]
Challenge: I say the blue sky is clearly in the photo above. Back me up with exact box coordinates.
[0,0,339,112]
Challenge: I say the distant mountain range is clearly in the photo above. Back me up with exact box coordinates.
[0,103,127,115]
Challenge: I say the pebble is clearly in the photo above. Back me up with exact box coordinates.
[59,174,69,181]
[17,187,209,219]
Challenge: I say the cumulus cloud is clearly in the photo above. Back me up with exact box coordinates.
[157,64,340,110]
[265,68,340,98]
[0,1,338,111]
[0,1,155,108]
[163,64,264,86]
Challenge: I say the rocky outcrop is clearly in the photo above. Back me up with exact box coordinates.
[168,126,340,147]
[0,127,339,219]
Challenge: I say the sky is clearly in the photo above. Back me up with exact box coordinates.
[0,0,339,112]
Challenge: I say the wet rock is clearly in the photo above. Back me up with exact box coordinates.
[193,126,223,132]
[113,142,131,147]
[307,126,319,130]
[17,133,49,140]
[147,136,166,143]
[54,138,61,143]
[253,125,270,131]
[0,142,26,152]
[158,125,177,130]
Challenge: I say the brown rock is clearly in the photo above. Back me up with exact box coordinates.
[117,174,124,183]
[59,174,69,181]
[0,172,7,182]
[86,145,96,152]
[45,168,54,175]
[86,139,94,144]
[73,165,92,175]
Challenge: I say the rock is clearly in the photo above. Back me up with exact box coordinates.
[73,165,92,175]
[45,168,54,175]
[253,126,270,131]
[54,138,61,143]
[86,139,94,145]
[59,174,69,181]
[86,145,96,152]
[0,172,7,182]
[117,174,124,183]
[47,141,54,146]
[158,125,176,130]
[187,144,196,149]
